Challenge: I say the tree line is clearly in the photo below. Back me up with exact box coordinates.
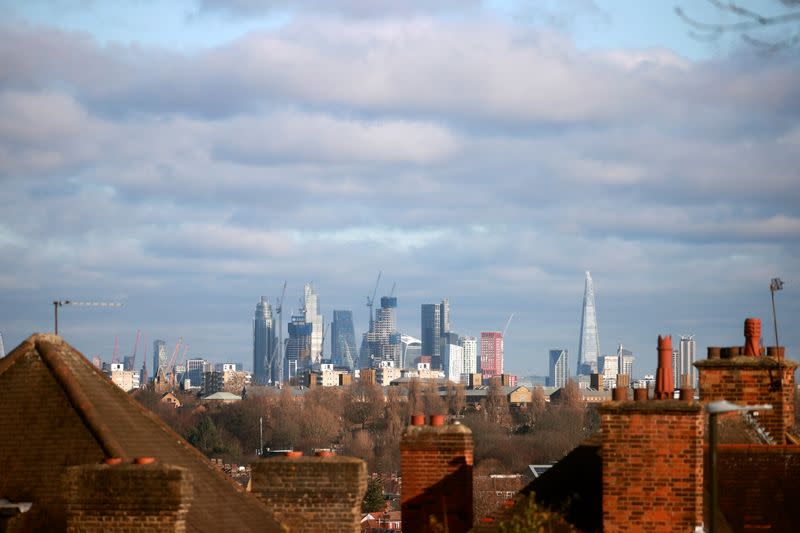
[134,378,596,475]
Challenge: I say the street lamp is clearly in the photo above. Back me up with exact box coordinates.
[706,400,772,533]
[769,278,784,349]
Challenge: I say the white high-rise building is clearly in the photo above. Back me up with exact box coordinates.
[303,283,324,365]
[600,354,619,389]
[678,335,696,388]
[459,336,478,375]
[577,271,601,375]
[443,343,464,383]
[549,349,569,389]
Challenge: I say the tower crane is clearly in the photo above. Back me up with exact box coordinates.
[130,329,141,370]
[112,335,120,364]
[53,300,123,335]
[390,282,397,297]
[366,271,382,328]
[502,313,515,338]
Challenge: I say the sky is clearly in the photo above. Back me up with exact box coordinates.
[0,0,798,377]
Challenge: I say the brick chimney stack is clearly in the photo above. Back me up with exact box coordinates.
[62,460,193,532]
[401,416,473,533]
[251,455,367,533]
[696,317,798,442]
[654,335,674,399]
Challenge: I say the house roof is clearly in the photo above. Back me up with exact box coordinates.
[0,334,283,532]
[201,391,242,401]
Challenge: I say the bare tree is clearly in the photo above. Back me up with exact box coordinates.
[676,0,800,50]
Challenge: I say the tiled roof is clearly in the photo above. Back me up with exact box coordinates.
[0,334,283,532]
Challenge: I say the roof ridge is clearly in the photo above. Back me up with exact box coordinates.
[34,335,127,459]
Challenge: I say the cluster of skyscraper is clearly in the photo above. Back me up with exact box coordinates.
[546,271,697,391]
[251,288,502,385]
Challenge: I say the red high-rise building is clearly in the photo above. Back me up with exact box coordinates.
[480,331,503,379]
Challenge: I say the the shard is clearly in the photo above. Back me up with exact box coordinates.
[577,271,601,375]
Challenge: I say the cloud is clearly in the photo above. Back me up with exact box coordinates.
[0,11,798,374]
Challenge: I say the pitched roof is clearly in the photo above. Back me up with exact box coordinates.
[201,391,242,401]
[0,334,283,532]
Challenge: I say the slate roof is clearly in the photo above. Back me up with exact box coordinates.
[0,334,283,532]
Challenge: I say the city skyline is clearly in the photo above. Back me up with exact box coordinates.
[0,2,798,377]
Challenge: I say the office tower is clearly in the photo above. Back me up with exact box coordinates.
[672,348,680,388]
[362,296,402,368]
[440,298,450,337]
[443,342,464,383]
[459,336,478,375]
[331,310,358,370]
[153,340,167,377]
[253,296,277,384]
[285,315,312,380]
[401,335,422,369]
[480,331,503,379]
[677,335,696,388]
[600,354,619,389]
[421,304,441,367]
[303,283,324,364]
[577,271,601,375]
[185,358,210,389]
[549,349,569,388]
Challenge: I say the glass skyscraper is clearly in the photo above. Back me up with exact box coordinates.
[253,296,276,384]
[331,310,358,370]
[577,271,601,375]
[152,340,167,378]
[286,315,312,380]
[549,349,569,388]
[420,303,441,368]
[303,283,323,365]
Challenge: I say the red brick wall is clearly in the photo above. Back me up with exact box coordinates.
[62,462,193,532]
[600,402,704,533]
[400,422,473,533]
[251,455,367,533]
[715,444,800,531]
[696,358,797,441]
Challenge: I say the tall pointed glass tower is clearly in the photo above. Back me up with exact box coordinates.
[577,271,601,375]
[253,296,276,384]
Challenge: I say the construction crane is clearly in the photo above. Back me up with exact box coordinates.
[112,335,120,363]
[53,300,123,335]
[271,281,287,385]
[366,271,382,328]
[502,313,515,338]
[129,329,141,370]
[166,338,183,386]
[390,282,397,297]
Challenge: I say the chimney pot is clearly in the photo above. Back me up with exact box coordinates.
[429,414,445,427]
[767,346,785,359]
[654,335,674,400]
[743,318,761,356]
[633,388,648,401]
[707,346,721,359]
[103,457,123,465]
[133,457,156,465]
[411,414,425,426]
[612,387,628,401]
[679,388,694,402]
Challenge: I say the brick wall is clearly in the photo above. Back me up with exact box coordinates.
[714,444,800,531]
[251,455,367,533]
[0,347,105,531]
[696,357,797,441]
[400,421,473,533]
[62,462,193,532]
[600,401,704,533]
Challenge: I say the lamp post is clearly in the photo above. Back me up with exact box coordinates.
[769,278,783,349]
[706,401,772,533]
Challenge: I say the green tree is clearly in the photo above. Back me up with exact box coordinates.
[362,477,385,513]
[186,415,226,455]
